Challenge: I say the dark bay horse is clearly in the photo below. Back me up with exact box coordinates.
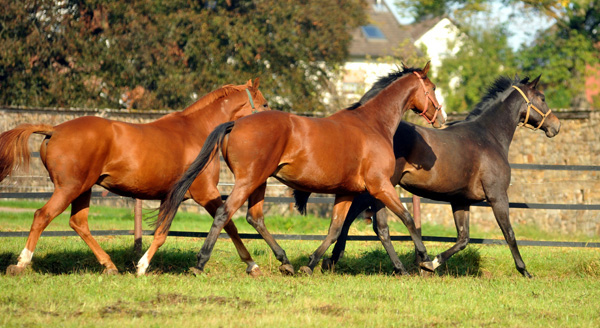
[157,63,446,276]
[297,75,560,277]
[0,79,270,276]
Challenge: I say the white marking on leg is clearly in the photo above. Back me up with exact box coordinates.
[136,251,150,276]
[431,257,441,270]
[17,248,34,267]
[246,261,259,273]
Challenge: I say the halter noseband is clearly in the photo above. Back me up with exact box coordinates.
[245,88,258,113]
[413,71,442,125]
[511,86,551,131]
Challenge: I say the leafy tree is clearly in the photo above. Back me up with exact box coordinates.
[435,25,517,113]
[395,0,600,109]
[0,0,367,112]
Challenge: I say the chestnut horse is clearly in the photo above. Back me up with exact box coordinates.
[157,63,445,276]
[0,79,270,276]
[297,75,560,277]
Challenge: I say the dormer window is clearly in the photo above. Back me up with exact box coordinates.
[361,25,386,40]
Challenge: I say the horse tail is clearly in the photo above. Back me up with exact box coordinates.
[155,121,235,232]
[0,124,54,182]
[292,190,312,215]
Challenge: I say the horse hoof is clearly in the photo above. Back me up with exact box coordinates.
[247,267,262,278]
[6,265,27,276]
[419,261,436,272]
[393,269,410,277]
[419,268,435,277]
[298,266,313,276]
[321,258,334,271]
[103,268,119,275]
[279,264,295,276]
[189,267,204,276]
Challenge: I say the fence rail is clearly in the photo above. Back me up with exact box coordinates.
[1,163,599,248]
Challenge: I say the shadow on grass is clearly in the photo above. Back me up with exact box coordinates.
[291,247,483,277]
[1,246,482,277]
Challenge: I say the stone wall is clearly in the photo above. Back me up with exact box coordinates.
[1,107,599,236]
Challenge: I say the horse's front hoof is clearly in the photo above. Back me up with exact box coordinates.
[298,266,313,276]
[279,264,295,276]
[419,268,435,277]
[247,266,262,278]
[521,269,533,279]
[6,265,27,276]
[419,261,436,272]
[189,267,204,276]
[103,268,119,275]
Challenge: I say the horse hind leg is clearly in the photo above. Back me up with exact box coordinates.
[6,189,76,275]
[68,189,118,274]
[429,203,471,272]
[299,195,354,276]
[244,183,293,275]
[322,193,375,271]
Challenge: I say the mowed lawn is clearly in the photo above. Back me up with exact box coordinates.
[1,200,599,327]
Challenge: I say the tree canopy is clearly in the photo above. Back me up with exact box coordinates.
[396,0,600,110]
[0,0,367,112]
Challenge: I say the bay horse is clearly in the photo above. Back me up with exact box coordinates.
[297,75,560,277]
[0,79,270,276]
[157,62,446,276]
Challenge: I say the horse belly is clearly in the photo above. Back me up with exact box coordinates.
[273,164,364,194]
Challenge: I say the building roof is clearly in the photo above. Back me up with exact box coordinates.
[348,0,445,58]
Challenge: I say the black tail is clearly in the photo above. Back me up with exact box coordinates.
[155,121,235,232]
[292,190,312,215]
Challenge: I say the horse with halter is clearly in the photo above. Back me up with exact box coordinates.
[0,79,270,276]
[156,62,446,276]
[296,75,560,277]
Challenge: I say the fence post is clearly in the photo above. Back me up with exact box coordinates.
[134,199,143,255]
[412,195,421,234]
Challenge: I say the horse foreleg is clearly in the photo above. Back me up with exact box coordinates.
[68,189,118,274]
[370,183,433,273]
[429,203,471,271]
[244,183,293,275]
[322,193,376,271]
[7,190,74,275]
[371,201,410,275]
[300,195,353,275]
[488,193,532,278]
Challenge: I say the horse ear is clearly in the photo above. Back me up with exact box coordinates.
[529,74,541,89]
[514,73,520,81]
[422,61,431,76]
[253,77,260,89]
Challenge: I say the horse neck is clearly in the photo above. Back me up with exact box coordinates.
[473,91,523,155]
[180,93,246,131]
[353,79,417,140]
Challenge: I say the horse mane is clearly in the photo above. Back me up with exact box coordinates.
[461,75,531,121]
[346,66,423,110]
[181,84,246,115]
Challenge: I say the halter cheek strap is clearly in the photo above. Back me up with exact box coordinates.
[245,88,258,113]
[511,86,551,131]
[412,71,442,125]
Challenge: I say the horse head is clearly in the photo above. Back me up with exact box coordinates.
[409,61,446,128]
[233,78,271,120]
[513,75,560,138]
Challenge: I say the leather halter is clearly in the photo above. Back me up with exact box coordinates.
[413,71,442,125]
[511,86,551,131]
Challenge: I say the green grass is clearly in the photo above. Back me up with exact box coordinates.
[1,200,599,327]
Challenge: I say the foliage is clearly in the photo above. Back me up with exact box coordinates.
[517,0,600,108]
[0,0,367,112]
[435,26,517,113]
[395,0,600,110]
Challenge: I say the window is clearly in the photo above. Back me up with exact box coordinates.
[361,25,386,40]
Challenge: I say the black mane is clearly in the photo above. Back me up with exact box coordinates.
[462,75,530,121]
[346,66,423,110]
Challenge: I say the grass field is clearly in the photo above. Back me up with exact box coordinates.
[1,200,599,327]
